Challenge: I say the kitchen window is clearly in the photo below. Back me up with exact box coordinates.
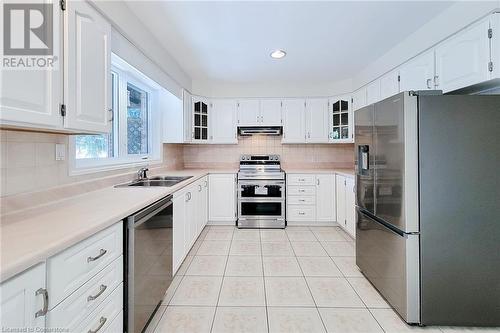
[70,54,162,174]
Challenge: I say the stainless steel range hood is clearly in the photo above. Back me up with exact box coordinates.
[238,127,282,136]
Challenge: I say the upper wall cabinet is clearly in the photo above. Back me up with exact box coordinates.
[435,17,491,93]
[237,99,282,127]
[282,99,306,143]
[305,98,329,143]
[492,13,500,79]
[183,90,193,143]
[352,87,367,111]
[191,97,210,142]
[0,0,111,134]
[237,99,260,127]
[399,49,436,91]
[211,99,237,144]
[64,0,112,133]
[329,95,353,143]
[366,79,381,106]
[380,70,400,100]
[260,99,282,126]
[0,2,63,130]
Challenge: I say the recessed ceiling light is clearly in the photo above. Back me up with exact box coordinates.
[270,49,286,59]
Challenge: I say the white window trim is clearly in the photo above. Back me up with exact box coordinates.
[69,54,163,176]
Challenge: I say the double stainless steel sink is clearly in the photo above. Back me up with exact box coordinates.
[116,176,193,188]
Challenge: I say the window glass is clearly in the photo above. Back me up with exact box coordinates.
[127,83,149,155]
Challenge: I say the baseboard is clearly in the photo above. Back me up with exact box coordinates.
[208,220,237,226]
[287,221,340,227]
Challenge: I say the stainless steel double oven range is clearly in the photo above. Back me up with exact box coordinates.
[237,155,285,229]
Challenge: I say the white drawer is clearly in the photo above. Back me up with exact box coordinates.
[287,186,316,196]
[287,196,315,205]
[48,223,123,307]
[73,282,123,333]
[47,256,123,330]
[287,206,315,221]
[104,310,123,333]
[287,174,316,186]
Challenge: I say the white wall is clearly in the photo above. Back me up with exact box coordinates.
[91,0,192,98]
[352,1,500,89]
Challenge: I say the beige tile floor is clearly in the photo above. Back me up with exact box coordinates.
[149,226,500,333]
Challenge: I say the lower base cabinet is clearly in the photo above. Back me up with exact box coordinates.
[0,223,124,333]
[286,173,336,224]
[173,176,209,274]
[335,174,356,238]
[0,263,46,330]
[208,174,237,223]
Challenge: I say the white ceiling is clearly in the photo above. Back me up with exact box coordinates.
[125,1,455,86]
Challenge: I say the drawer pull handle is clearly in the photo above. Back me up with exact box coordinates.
[34,288,48,318]
[87,284,107,302]
[299,178,305,181]
[88,316,107,333]
[87,249,107,263]
[299,199,306,202]
[299,190,305,193]
[299,212,305,215]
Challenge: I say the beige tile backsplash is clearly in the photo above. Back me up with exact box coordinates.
[184,136,354,170]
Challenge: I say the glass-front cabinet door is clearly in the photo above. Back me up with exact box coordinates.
[329,95,354,143]
[192,97,210,142]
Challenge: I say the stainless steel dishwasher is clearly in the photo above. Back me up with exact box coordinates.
[124,195,173,333]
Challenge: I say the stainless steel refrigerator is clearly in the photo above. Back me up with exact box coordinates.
[355,91,500,327]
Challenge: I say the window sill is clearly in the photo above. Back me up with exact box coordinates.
[69,158,162,176]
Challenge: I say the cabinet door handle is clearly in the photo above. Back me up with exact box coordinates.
[316,179,320,185]
[204,180,208,188]
[88,317,107,333]
[87,249,107,263]
[434,75,439,87]
[198,184,202,192]
[426,78,432,89]
[107,108,113,123]
[34,288,48,318]
[87,284,107,302]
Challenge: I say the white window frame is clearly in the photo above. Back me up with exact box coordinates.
[69,54,162,175]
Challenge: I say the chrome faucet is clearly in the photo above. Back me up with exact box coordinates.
[137,167,149,181]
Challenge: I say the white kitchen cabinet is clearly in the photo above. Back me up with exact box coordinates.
[173,190,187,273]
[366,79,381,106]
[491,13,500,79]
[435,17,491,93]
[191,96,210,142]
[352,87,367,111]
[209,174,237,223]
[345,177,356,238]
[336,174,356,238]
[183,90,193,143]
[200,177,209,234]
[305,98,329,143]
[329,95,353,143]
[211,99,237,144]
[237,99,260,126]
[260,99,282,126]
[399,49,436,91]
[282,99,306,143]
[380,70,400,100]
[0,0,63,130]
[287,173,336,224]
[316,175,336,222]
[64,0,112,133]
[0,263,47,331]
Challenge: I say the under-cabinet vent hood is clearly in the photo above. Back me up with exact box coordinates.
[238,127,282,136]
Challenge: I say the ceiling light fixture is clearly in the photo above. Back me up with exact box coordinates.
[270,49,286,59]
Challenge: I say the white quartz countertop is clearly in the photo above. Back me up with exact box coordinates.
[0,169,236,283]
[283,168,355,178]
